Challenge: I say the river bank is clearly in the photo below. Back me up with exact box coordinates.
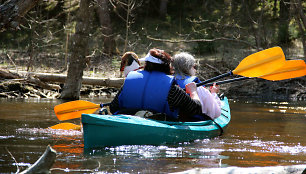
[0,50,305,101]
[0,63,305,101]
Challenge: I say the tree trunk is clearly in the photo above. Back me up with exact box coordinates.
[60,0,91,100]
[273,0,277,17]
[0,0,40,31]
[278,0,290,45]
[96,0,117,56]
[292,0,306,59]
[159,0,168,18]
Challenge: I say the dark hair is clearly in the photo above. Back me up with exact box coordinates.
[120,52,139,71]
[144,48,173,75]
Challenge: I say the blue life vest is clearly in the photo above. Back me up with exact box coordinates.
[175,75,201,89]
[118,70,178,119]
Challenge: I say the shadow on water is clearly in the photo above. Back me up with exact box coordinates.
[0,97,305,173]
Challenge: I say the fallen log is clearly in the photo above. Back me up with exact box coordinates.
[18,72,125,88]
[0,69,61,90]
[20,145,56,174]
[0,68,20,79]
[2,70,124,89]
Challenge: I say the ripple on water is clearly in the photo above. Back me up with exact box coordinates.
[0,135,15,139]
[16,127,82,136]
[224,138,306,154]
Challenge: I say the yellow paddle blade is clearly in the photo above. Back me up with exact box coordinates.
[49,123,81,130]
[54,100,100,121]
[233,47,286,77]
[260,60,306,81]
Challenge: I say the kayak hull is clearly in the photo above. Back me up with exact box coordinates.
[82,97,231,149]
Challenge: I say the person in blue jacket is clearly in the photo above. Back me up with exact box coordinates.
[110,48,203,121]
[172,52,201,87]
[172,52,221,121]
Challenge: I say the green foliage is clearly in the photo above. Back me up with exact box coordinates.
[0,0,304,69]
[289,20,300,39]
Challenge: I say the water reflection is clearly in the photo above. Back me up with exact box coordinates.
[0,98,305,173]
[84,141,226,172]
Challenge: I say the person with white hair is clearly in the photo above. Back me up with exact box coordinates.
[172,52,221,120]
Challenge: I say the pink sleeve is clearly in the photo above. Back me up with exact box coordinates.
[197,86,221,119]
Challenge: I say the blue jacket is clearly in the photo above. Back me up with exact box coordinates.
[118,70,178,119]
[175,75,201,89]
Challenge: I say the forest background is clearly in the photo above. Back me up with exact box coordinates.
[0,0,305,101]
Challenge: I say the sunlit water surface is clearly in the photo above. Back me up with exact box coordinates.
[0,98,305,173]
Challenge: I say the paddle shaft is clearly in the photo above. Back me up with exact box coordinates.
[204,77,250,86]
[196,71,233,87]
[184,76,248,91]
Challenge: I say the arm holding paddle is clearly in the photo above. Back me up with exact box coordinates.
[196,83,222,120]
[209,83,220,94]
[185,82,200,102]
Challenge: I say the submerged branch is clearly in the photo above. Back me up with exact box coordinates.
[20,145,56,174]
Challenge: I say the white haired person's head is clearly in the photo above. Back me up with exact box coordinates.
[172,52,197,77]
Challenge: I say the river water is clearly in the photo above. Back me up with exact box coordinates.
[0,97,305,173]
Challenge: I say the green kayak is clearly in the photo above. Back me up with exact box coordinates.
[82,96,231,149]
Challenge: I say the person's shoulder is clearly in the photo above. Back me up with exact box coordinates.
[189,76,201,83]
[165,74,175,82]
[127,70,138,75]
[125,70,145,79]
[150,71,174,78]
[174,74,185,80]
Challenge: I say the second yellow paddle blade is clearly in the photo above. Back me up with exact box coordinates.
[49,123,81,130]
[233,47,286,77]
[54,100,100,121]
[261,60,306,81]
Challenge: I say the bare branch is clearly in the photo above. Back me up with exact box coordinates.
[146,35,255,48]
[204,63,223,75]
[5,147,20,173]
